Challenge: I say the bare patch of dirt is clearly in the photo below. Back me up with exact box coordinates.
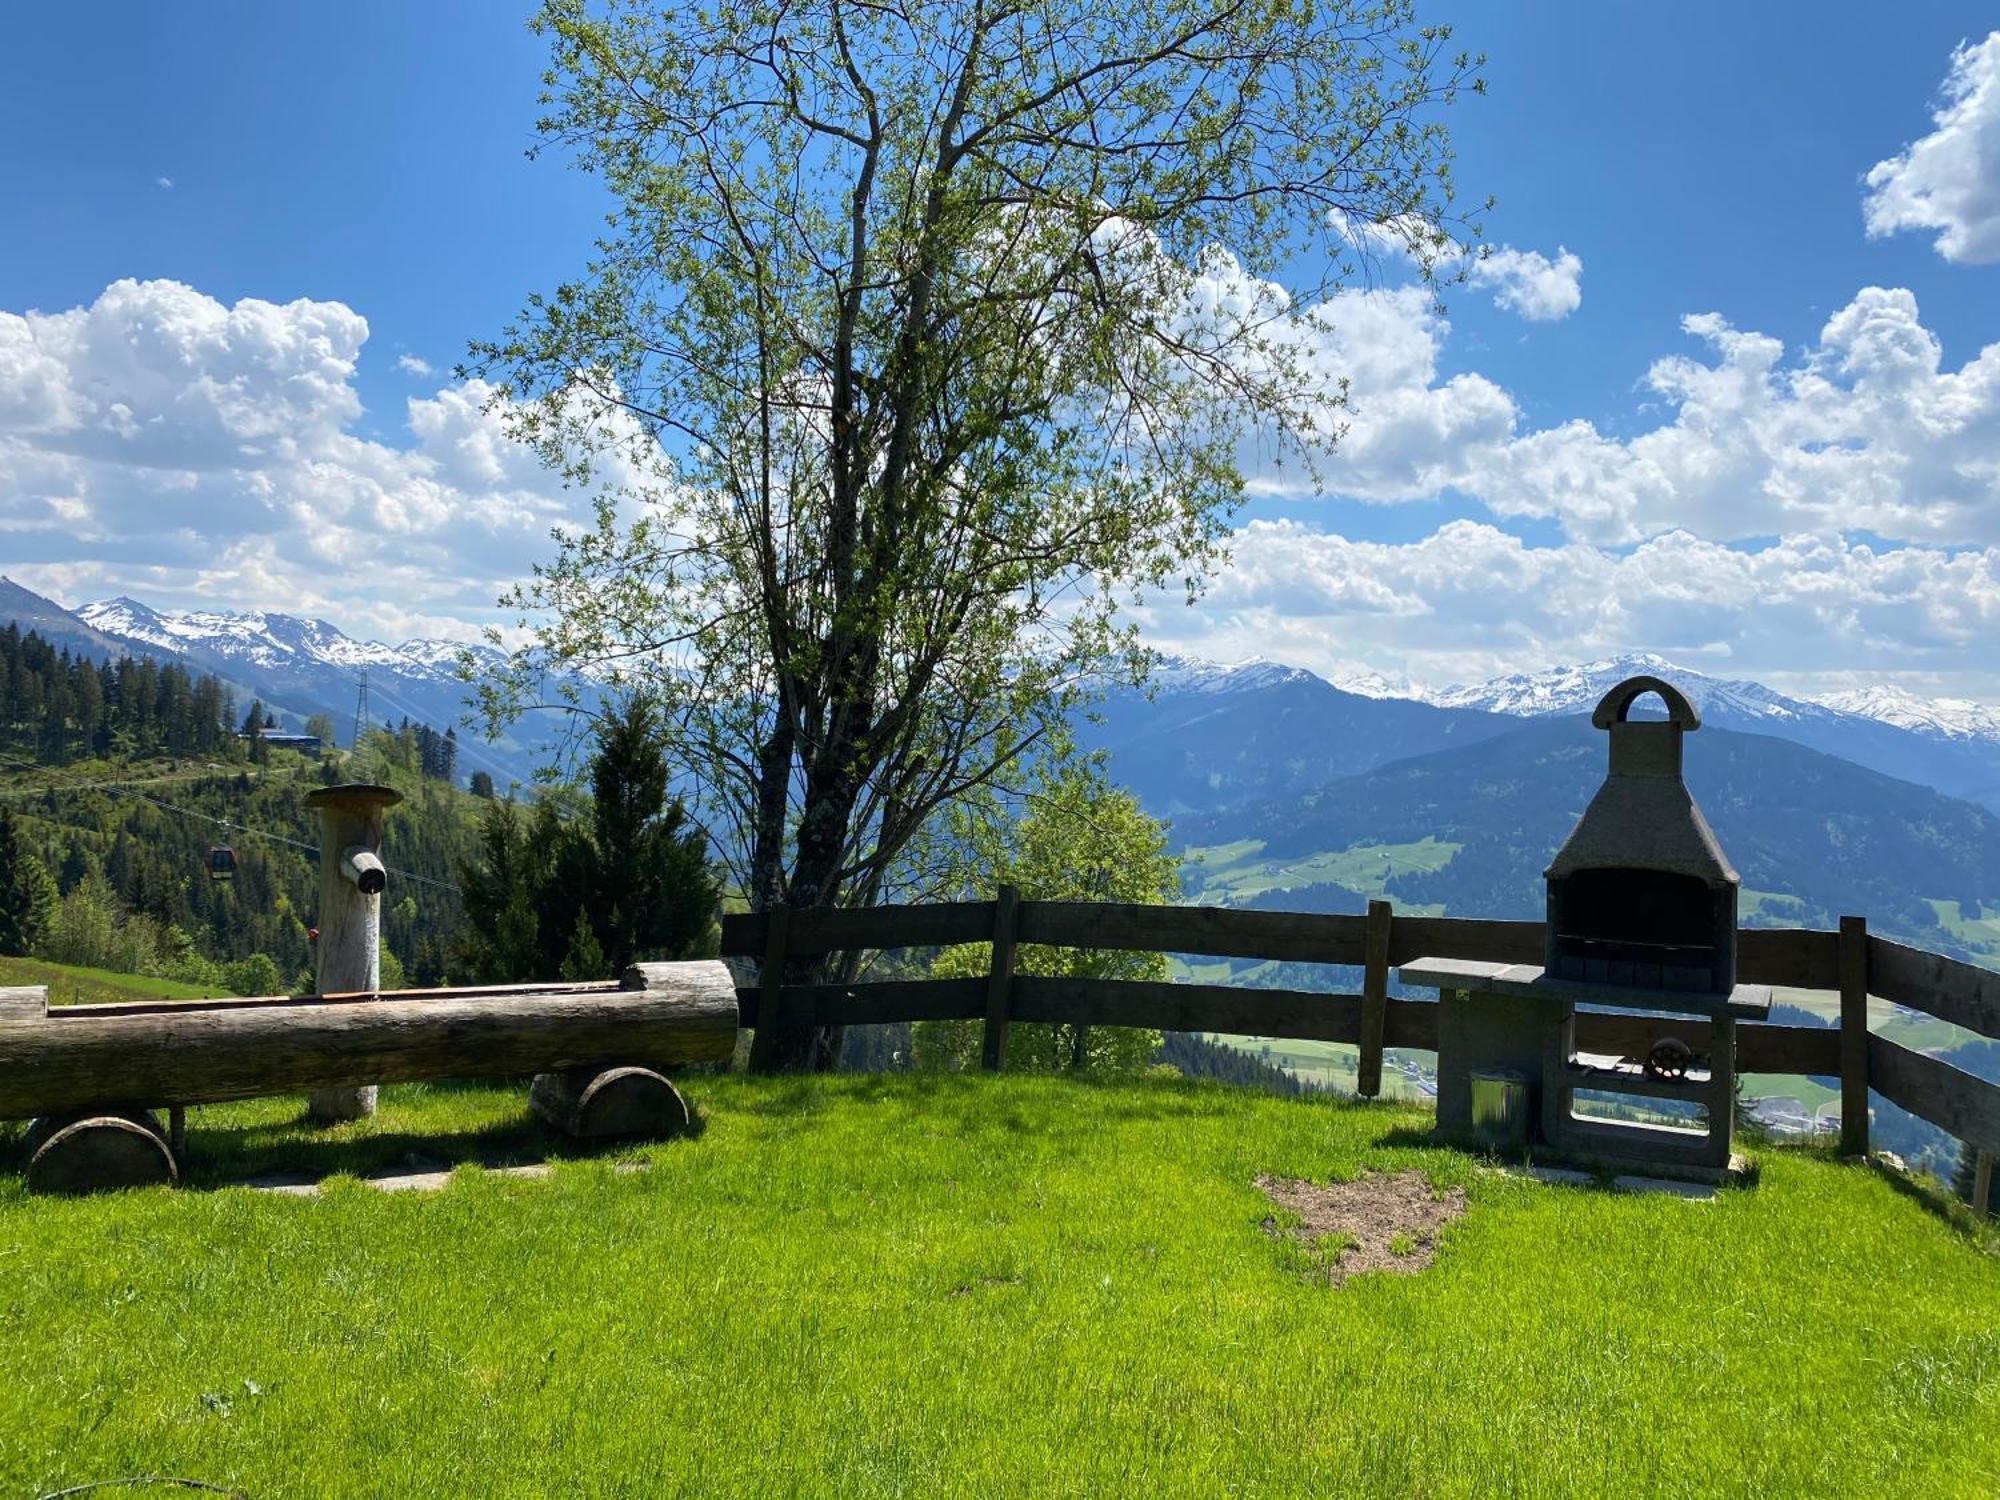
[1257,1170,1466,1284]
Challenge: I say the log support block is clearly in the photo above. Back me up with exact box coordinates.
[24,1109,179,1195]
[529,1065,690,1141]
[307,1085,378,1123]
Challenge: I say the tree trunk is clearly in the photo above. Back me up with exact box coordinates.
[754,730,867,1073]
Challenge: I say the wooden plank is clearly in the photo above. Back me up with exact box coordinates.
[981,884,1019,1071]
[1387,916,1542,967]
[0,986,48,1025]
[1839,916,1870,1156]
[1015,902,1368,964]
[746,906,792,1072]
[737,978,987,1028]
[1867,936,2000,1039]
[1868,1034,2000,1159]
[1739,927,1841,990]
[1384,997,1439,1051]
[1356,900,1393,1097]
[720,901,993,957]
[0,963,740,1120]
[1012,977,1365,1041]
[1975,1150,1994,1220]
[1733,1021,1841,1076]
[720,901,1856,998]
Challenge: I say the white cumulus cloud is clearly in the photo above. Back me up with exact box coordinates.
[1464,288,2000,546]
[1468,244,1583,321]
[1139,519,2000,697]
[0,278,641,638]
[1864,31,2000,264]
[396,353,435,377]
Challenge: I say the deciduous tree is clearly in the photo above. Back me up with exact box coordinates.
[912,761,1178,1072]
[476,0,1484,1067]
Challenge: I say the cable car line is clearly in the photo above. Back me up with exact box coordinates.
[0,751,463,895]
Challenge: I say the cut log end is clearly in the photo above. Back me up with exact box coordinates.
[26,1113,179,1195]
[306,1085,379,1123]
[529,1066,690,1141]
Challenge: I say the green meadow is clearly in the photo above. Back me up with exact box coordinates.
[3,1074,1996,1497]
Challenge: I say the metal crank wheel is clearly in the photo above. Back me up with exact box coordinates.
[1645,1037,1694,1082]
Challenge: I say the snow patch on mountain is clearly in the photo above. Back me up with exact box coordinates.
[1323,665,1427,701]
[1818,686,2000,745]
[1429,653,1828,724]
[1148,653,1320,696]
[77,597,503,685]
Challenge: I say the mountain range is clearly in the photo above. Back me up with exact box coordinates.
[1094,650,2000,817]
[11,580,2000,936]
[1,578,538,784]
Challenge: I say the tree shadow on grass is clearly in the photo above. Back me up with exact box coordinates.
[2,1100,708,1194]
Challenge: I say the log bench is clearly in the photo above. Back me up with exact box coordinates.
[0,961,739,1194]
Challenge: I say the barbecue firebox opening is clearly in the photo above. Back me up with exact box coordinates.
[1548,868,1734,993]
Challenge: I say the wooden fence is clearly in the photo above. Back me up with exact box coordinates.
[720,894,2000,1190]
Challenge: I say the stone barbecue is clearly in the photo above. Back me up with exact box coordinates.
[1544,676,1737,996]
[1400,673,1769,1179]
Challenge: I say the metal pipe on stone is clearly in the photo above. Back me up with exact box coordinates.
[306,783,401,1122]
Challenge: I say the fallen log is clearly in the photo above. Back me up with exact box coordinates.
[0,961,738,1121]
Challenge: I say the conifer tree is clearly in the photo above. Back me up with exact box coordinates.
[0,805,58,956]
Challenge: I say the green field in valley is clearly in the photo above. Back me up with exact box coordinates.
[2,1074,1997,1497]
[1179,835,1460,908]
[0,954,230,1006]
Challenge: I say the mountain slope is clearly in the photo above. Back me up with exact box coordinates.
[1078,656,1520,816]
[73,597,544,782]
[1178,717,2000,963]
[0,580,542,784]
[0,577,170,664]
[1425,652,2000,811]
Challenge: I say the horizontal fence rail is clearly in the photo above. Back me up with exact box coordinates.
[721,898,2000,1186]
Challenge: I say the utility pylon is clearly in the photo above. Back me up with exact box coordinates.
[352,668,371,749]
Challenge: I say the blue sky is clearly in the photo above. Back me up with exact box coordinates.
[2,3,1998,697]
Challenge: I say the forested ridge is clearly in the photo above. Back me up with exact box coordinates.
[1,620,236,762]
[0,627,480,991]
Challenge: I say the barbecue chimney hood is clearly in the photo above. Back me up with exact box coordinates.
[1544,675,1739,995]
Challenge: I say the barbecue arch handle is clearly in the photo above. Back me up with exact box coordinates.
[1590,674,1701,731]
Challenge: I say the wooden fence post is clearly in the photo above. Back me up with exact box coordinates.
[1357,899,1393,1098]
[747,907,792,1072]
[1839,914,1869,1157]
[1975,1150,1994,1220]
[981,885,1020,1071]
[306,783,402,1122]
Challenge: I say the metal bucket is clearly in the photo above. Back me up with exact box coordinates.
[1469,1067,1531,1151]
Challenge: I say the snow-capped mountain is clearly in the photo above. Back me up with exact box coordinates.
[79,597,503,686]
[1430,652,1834,726]
[1147,653,1319,696]
[1079,654,1517,815]
[67,594,540,782]
[1380,652,2000,811]
[1817,685,2000,746]
[1094,648,2000,816]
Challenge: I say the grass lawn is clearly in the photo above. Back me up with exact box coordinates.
[2,1074,1998,1497]
[0,954,231,1005]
